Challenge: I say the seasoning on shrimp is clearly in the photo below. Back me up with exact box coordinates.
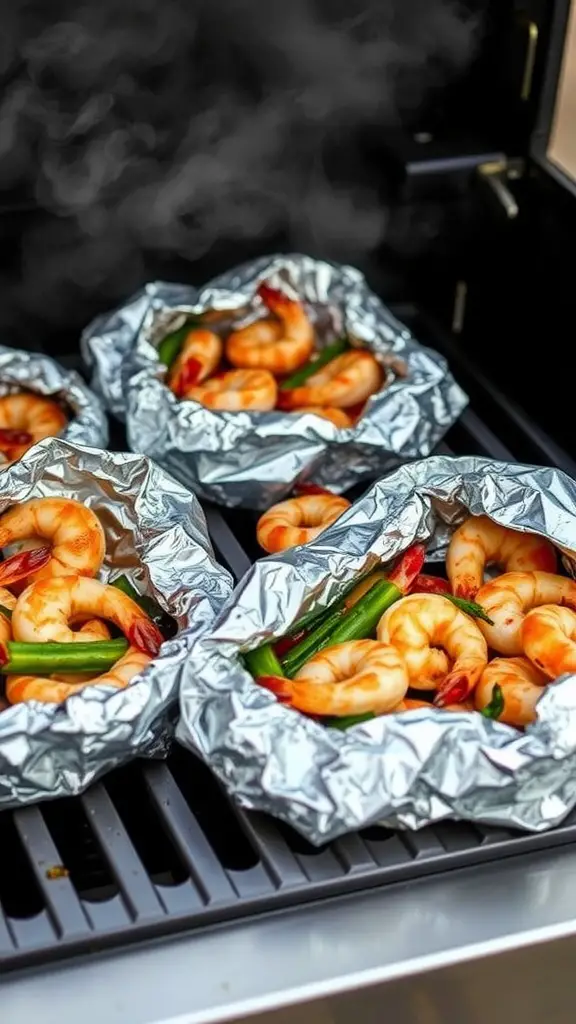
[0,497,106,588]
[263,639,409,717]
[446,515,557,600]
[475,571,576,656]
[12,575,163,656]
[277,350,383,411]
[0,394,68,463]
[167,329,223,397]
[521,604,576,679]
[185,369,277,412]
[6,645,151,705]
[377,593,488,705]
[256,493,351,554]
[226,283,314,375]
[474,656,548,727]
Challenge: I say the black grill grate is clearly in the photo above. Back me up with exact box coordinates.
[2,309,576,973]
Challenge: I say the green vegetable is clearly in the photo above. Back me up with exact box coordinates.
[0,604,12,621]
[326,712,375,730]
[1,640,128,675]
[281,606,346,677]
[280,338,349,390]
[447,594,494,625]
[481,683,505,720]
[322,579,402,646]
[111,575,172,638]
[244,644,285,680]
[157,321,198,368]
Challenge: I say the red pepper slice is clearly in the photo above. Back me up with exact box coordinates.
[388,543,426,594]
[410,574,452,596]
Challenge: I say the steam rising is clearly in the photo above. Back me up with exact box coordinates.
[0,1,482,336]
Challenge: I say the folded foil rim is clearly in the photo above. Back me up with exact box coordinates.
[177,455,576,844]
[82,254,468,509]
[0,344,109,450]
[0,437,233,808]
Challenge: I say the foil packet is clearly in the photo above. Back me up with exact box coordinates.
[177,455,576,843]
[0,344,108,451]
[81,254,468,509]
[0,437,232,808]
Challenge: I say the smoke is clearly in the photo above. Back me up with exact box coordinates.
[0,0,484,338]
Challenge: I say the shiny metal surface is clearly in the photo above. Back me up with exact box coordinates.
[82,254,467,508]
[3,844,576,1023]
[178,455,576,843]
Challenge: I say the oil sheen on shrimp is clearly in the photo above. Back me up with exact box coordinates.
[278,350,383,411]
[0,393,68,463]
[522,604,576,679]
[184,369,277,411]
[167,329,223,397]
[475,571,576,656]
[12,575,163,655]
[446,515,557,600]
[256,493,351,553]
[0,497,106,588]
[474,656,548,727]
[6,646,151,705]
[226,283,314,375]
[268,639,409,716]
[377,593,488,705]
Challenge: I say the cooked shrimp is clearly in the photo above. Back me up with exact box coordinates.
[377,593,488,705]
[12,575,163,655]
[226,283,314,375]
[291,407,353,428]
[184,369,277,412]
[277,350,383,411]
[394,697,475,712]
[475,657,548,727]
[522,604,576,679]
[446,515,557,600]
[475,571,576,656]
[0,394,68,463]
[0,587,16,645]
[256,493,351,553]
[6,646,151,705]
[166,329,223,397]
[0,497,105,588]
[265,640,409,716]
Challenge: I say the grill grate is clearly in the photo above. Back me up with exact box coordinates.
[2,308,576,973]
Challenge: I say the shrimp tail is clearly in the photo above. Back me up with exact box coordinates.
[128,619,163,657]
[174,357,203,397]
[257,675,293,702]
[0,429,33,447]
[434,671,476,707]
[257,282,289,314]
[0,545,52,585]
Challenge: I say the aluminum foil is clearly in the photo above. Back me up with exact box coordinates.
[0,437,232,808]
[177,455,576,843]
[81,254,468,508]
[0,343,108,451]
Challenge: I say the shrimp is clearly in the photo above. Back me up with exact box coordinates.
[166,329,223,397]
[226,283,314,375]
[474,657,548,727]
[521,604,576,679]
[446,515,557,600]
[264,640,409,716]
[377,593,488,705]
[291,407,353,428]
[0,394,68,463]
[475,571,576,656]
[0,587,16,645]
[394,697,475,712]
[184,369,277,412]
[6,646,151,705]
[0,497,105,588]
[256,493,351,553]
[277,350,383,411]
[12,575,163,655]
